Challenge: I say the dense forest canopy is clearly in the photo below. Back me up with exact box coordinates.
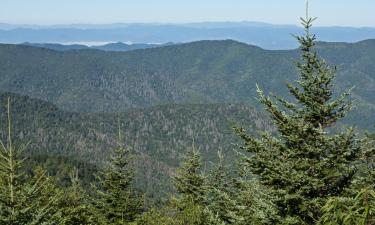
[0,5,374,225]
[0,39,374,127]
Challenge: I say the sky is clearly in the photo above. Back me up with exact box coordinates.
[0,0,374,27]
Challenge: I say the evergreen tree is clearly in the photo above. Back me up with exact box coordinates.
[319,188,375,225]
[235,178,280,225]
[172,148,206,205]
[0,97,28,223]
[205,151,241,225]
[234,160,280,225]
[134,208,175,225]
[171,147,208,225]
[92,125,143,224]
[234,7,362,224]
[0,98,62,224]
[318,132,374,224]
[57,168,94,224]
[136,147,210,225]
[23,167,63,224]
[354,133,375,190]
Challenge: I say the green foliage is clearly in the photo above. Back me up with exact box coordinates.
[56,169,94,224]
[173,202,208,225]
[0,98,62,224]
[172,148,206,205]
[0,7,374,225]
[1,38,375,129]
[235,16,363,224]
[170,148,208,224]
[92,133,143,224]
[205,152,241,225]
[354,133,375,190]
[0,98,28,223]
[133,208,175,225]
[319,188,375,225]
[24,154,98,189]
[234,177,280,225]
[23,167,63,224]
[0,92,267,200]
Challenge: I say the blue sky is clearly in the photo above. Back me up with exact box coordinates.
[1,0,374,27]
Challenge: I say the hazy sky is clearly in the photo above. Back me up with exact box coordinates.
[0,0,374,27]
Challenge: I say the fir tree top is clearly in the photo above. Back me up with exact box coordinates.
[235,4,363,224]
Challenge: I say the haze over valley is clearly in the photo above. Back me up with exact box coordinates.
[2,21,375,49]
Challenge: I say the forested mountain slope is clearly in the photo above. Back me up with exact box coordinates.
[0,91,269,197]
[0,40,374,129]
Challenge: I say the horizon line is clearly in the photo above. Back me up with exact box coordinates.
[1,20,375,29]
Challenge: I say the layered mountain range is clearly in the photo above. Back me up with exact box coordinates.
[0,39,374,125]
[0,39,374,197]
[2,22,375,49]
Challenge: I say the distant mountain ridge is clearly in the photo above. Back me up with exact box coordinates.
[21,42,175,52]
[1,22,375,49]
[0,39,374,128]
[0,21,287,29]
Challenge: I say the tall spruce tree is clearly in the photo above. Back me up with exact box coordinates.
[171,147,208,225]
[0,98,62,224]
[92,124,143,224]
[234,5,362,224]
[57,168,94,224]
[0,97,28,223]
[172,148,206,205]
[205,151,241,225]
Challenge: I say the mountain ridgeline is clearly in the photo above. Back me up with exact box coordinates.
[0,17,374,223]
[0,40,375,128]
[2,22,375,49]
[21,42,175,52]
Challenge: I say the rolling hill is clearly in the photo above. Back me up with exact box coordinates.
[0,40,374,128]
